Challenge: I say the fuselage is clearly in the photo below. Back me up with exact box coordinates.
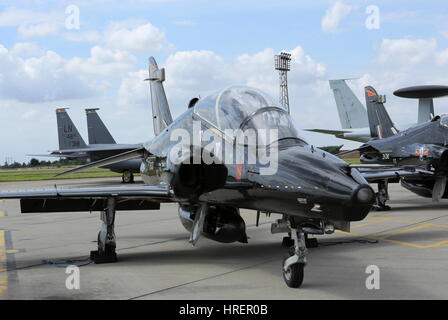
[140,87,375,224]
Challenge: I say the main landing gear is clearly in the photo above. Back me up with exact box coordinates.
[90,197,118,263]
[374,180,390,211]
[122,171,134,184]
[282,226,307,288]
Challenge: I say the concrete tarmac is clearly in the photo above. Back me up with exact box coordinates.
[0,177,447,299]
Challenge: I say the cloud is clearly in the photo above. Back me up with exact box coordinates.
[321,1,354,33]
[66,45,137,78]
[18,22,59,37]
[0,45,95,102]
[377,38,438,67]
[117,47,327,122]
[0,7,62,38]
[105,20,175,53]
[11,42,44,57]
[0,43,138,103]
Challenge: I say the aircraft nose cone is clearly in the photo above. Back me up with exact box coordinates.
[353,184,375,204]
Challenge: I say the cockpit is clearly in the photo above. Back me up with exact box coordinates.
[192,86,305,145]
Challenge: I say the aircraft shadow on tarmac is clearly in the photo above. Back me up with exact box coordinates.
[384,203,448,212]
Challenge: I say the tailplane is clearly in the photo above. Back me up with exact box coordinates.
[329,79,368,129]
[364,86,398,139]
[147,57,173,136]
[85,108,116,144]
[56,108,87,150]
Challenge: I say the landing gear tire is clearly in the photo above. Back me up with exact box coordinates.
[282,225,307,288]
[305,237,319,248]
[122,171,134,184]
[282,236,294,248]
[282,258,304,288]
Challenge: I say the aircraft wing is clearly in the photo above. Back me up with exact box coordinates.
[49,143,143,154]
[359,168,433,182]
[305,129,349,135]
[0,184,172,213]
[0,185,170,199]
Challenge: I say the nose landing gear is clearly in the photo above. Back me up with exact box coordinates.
[282,227,307,288]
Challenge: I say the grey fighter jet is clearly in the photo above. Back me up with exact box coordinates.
[347,85,448,209]
[306,79,435,143]
[34,108,142,183]
[0,57,377,288]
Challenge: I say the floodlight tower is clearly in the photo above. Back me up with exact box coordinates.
[275,52,292,113]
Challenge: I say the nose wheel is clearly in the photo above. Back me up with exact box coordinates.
[282,228,307,288]
[122,171,134,184]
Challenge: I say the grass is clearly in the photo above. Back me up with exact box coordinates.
[343,158,361,164]
[0,168,124,182]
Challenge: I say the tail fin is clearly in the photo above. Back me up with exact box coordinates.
[56,108,87,150]
[329,79,368,129]
[147,57,173,136]
[364,86,398,139]
[85,108,116,144]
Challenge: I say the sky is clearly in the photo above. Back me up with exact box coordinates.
[1,0,448,163]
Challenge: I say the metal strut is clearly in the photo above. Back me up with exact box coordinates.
[374,180,391,211]
[282,222,307,288]
[91,197,118,263]
[284,228,308,270]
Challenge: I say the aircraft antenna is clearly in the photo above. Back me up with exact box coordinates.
[275,52,292,113]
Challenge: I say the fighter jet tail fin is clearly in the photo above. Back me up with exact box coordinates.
[329,79,368,129]
[365,86,398,139]
[85,108,116,144]
[147,57,173,136]
[56,108,87,150]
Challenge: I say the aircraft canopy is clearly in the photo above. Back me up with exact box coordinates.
[193,86,303,144]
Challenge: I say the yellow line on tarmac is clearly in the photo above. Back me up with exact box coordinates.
[351,221,383,229]
[378,224,431,240]
[0,211,4,217]
[337,227,448,249]
[0,230,8,298]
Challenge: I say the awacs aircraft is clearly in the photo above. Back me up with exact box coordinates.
[0,57,377,288]
[344,85,448,210]
[306,79,434,143]
[33,108,142,183]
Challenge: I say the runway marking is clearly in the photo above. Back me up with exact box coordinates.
[339,219,448,249]
[378,224,431,239]
[0,230,7,298]
[351,220,383,229]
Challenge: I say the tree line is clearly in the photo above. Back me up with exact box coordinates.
[1,158,84,169]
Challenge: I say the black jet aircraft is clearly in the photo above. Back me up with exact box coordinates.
[0,57,377,288]
[346,85,448,209]
[31,108,142,183]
